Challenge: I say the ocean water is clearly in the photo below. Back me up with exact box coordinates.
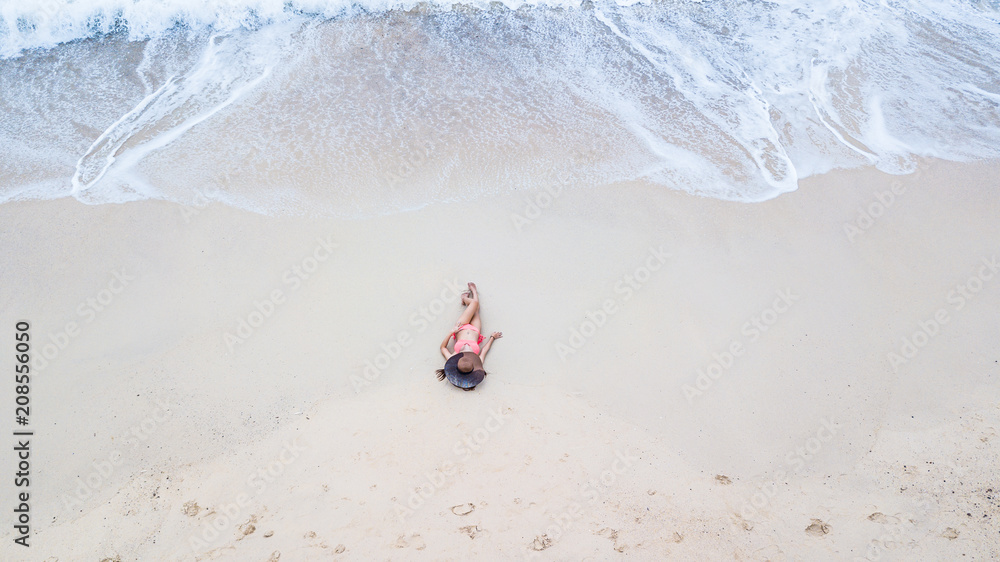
[1,0,999,216]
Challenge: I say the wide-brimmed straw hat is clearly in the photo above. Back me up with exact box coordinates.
[444,352,486,389]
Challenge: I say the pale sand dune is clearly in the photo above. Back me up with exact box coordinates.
[0,159,998,560]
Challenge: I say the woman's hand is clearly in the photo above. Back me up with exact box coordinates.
[479,332,501,361]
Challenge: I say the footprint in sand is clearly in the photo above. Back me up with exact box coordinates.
[715,475,732,485]
[394,533,426,550]
[733,515,753,531]
[238,515,257,537]
[868,512,888,524]
[597,527,626,552]
[334,544,346,553]
[182,501,200,517]
[451,503,475,516]
[460,525,482,539]
[302,530,332,549]
[531,534,553,551]
[267,551,280,562]
[941,527,959,540]
[867,512,900,525]
[805,519,831,536]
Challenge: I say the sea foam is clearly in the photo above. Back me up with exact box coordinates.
[1,0,999,215]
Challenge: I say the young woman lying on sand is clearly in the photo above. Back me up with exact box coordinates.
[437,282,502,391]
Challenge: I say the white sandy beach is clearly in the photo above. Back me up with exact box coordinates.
[0,158,998,560]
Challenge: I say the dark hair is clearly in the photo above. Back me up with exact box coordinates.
[435,367,489,382]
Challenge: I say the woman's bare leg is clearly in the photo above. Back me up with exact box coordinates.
[470,298,482,332]
[467,282,482,331]
[455,296,479,327]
